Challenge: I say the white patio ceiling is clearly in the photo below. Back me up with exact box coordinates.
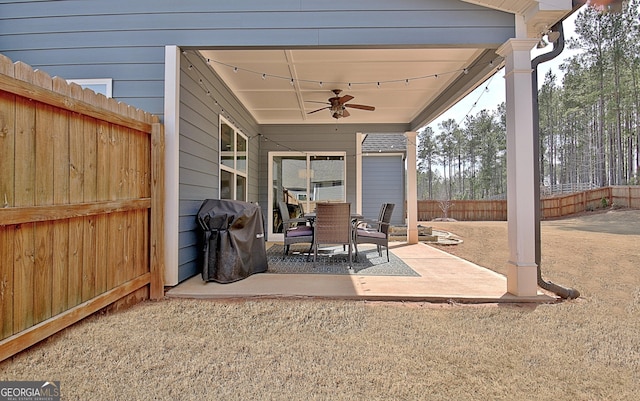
[200,47,490,127]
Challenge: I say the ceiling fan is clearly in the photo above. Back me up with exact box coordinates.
[307,89,375,119]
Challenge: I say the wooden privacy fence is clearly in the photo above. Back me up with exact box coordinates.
[0,55,164,361]
[417,199,507,221]
[541,186,640,218]
[418,186,640,221]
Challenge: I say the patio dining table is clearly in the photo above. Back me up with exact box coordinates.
[302,212,363,221]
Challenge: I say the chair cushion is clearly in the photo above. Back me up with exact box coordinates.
[287,226,313,237]
[357,229,386,239]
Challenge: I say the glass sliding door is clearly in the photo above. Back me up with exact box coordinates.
[269,152,346,239]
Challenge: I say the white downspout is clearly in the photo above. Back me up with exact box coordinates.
[405,131,418,244]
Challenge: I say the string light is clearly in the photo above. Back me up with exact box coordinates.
[204,54,499,89]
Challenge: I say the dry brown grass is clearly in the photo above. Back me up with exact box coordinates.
[1,210,639,400]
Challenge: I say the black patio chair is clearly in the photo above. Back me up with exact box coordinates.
[313,202,353,268]
[354,203,395,262]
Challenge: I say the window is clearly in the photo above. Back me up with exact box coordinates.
[220,117,248,201]
[66,78,113,98]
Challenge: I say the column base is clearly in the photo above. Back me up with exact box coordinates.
[506,262,538,296]
[407,228,419,244]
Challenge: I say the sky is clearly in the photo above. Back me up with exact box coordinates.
[424,8,584,133]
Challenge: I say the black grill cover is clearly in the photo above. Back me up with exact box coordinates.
[197,199,268,283]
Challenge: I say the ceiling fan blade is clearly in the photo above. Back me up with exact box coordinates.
[306,100,330,105]
[345,103,375,111]
[338,95,354,104]
[307,107,329,114]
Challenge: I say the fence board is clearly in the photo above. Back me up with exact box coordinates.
[0,225,14,338]
[67,87,85,308]
[0,199,151,225]
[52,77,71,315]
[81,215,97,303]
[33,74,55,324]
[0,89,15,208]
[67,217,83,309]
[33,221,53,324]
[13,223,35,333]
[13,63,36,334]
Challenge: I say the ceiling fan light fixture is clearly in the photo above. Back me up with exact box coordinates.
[306,88,375,119]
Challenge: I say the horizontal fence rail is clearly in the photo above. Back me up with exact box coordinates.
[0,54,164,362]
[418,186,639,221]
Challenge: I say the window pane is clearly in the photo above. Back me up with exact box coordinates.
[310,155,345,203]
[220,170,233,199]
[221,123,234,169]
[236,175,246,201]
[271,155,306,233]
[237,135,247,173]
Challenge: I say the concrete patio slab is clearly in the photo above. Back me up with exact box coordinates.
[165,242,556,303]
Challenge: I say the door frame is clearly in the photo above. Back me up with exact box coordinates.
[267,151,347,240]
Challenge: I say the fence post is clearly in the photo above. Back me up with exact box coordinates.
[150,122,165,300]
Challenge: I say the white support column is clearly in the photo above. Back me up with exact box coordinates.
[405,131,418,244]
[496,39,540,296]
[163,45,180,286]
[355,132,364,216]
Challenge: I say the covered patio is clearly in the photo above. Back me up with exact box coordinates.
[164,0,579,297]
[166,241,555,303]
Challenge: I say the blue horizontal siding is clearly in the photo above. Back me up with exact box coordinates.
[1,0,492,18]
[1,11,511,35]
[363,155,405,225]
[0,0,515,284]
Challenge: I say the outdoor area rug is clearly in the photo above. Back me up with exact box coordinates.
[266,244,420,277]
